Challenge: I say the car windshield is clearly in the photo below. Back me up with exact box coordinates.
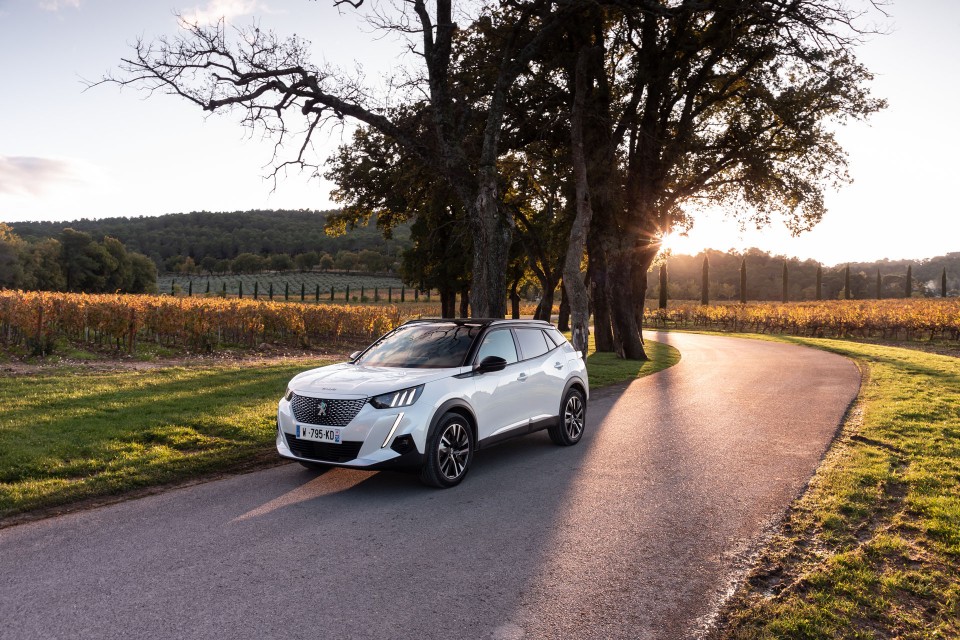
[355,323,483,368]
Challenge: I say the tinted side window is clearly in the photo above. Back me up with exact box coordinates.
[545,328,566,347]
[475,329,518,364]
[515,328,550,360]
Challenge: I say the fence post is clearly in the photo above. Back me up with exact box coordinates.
[345,285,350,301]
[316,284,320,302]
[330,286,335,302]
[254,282,259,300]
[301,282,305,302]
[401,287,405,302]
[388,287,392,303]
[285,282,289,301]
[238,281,243,299]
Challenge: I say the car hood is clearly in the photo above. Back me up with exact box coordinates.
[289,363,459,397]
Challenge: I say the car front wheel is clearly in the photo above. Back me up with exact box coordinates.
[420,412,474,488]
[549,387,586,446]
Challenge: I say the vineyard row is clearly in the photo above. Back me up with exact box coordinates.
[644,299,960,341]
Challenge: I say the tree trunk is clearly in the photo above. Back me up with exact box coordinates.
[468,172,511,318]
[588,249,613,352]
[509,276,521,320]
[440,289,455,318]
[557,283,570,332]
[596,225,646,360]
[459,285,470,318]
[701,255,709,305]
[658,264,667,309]
[560,46,597,354]
[535,284,556,322]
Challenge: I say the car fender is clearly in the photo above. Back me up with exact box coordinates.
[427,398,479,446]
[562,375,589,408]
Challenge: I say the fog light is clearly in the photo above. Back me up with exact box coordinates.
[391,435,415,455]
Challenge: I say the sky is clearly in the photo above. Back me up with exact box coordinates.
[0,0,958,266]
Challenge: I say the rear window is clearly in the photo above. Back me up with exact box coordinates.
[515,328,550,360]
[356,323,481,368]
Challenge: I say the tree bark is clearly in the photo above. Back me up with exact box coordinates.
[561,46,598,354]
[468,171,510,318]
[459,285,470,318]
[557,283,570,332]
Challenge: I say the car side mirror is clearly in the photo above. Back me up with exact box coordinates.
[475,355,507,373]
[349,351,362,361]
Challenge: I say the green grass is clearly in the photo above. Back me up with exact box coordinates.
[716,337,960,639]
[584,336,681,388]
[0,360,331,519]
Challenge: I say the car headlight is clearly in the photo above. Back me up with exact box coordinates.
[284,386,294,401]
[369,385,424,409]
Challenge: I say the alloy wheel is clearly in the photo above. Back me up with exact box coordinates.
[438,421,470,480]
[564,395,584,441]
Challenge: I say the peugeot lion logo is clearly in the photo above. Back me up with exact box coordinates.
[317,400,328,418]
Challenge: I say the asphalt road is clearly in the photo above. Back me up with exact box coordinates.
[0,332,860,640]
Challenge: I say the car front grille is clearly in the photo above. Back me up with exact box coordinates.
[285,434,364,463]
[290,394,366,426]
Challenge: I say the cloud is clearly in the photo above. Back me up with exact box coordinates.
[38,0,81,11]
[0,156,83,196]
[181,0,267,24]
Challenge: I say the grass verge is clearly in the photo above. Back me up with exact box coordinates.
[0,360,331,521]
[713,337,960,639]
[585,336,680,388]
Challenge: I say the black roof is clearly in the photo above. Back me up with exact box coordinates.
[401,318,553,327]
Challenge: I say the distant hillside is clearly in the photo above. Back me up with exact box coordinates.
[10,209,411,267]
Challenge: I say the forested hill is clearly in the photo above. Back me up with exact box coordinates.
[10,209,411,266]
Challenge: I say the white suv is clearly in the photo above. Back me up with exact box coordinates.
[277,319,589,487]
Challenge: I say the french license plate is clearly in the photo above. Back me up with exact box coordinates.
[296,425,342,444]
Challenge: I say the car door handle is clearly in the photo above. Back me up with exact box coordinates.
[553,362,563,370]
[517,373,527,382]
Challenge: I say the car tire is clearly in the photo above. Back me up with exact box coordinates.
[420,412,474,488]
[549,387,586,446]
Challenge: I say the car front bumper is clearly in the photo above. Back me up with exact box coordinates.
[276,397,427,470]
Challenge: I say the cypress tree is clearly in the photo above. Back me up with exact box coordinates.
[221,281,226,296]
[815,264,822,300]
[374,287,379,302]
[781,261,788,303]
[905,265,912,298]
[345,285,350,301]
[206,280,210,294]
[942,267,948,298]
[700,255,709,305]
[284,282,289,300]
[301,282,305,301]
[330,286,335,301]
[188,280,193,297]
[254,281,258,299]
[876,269,882,300]
[316,284,320,302]
[361,285,365,301]
[739,258,747,304]
[171,280,176,295]
[238,281,243,299]
[269,282,274,300]
[844,264,851,299]
[658,263,668,309]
